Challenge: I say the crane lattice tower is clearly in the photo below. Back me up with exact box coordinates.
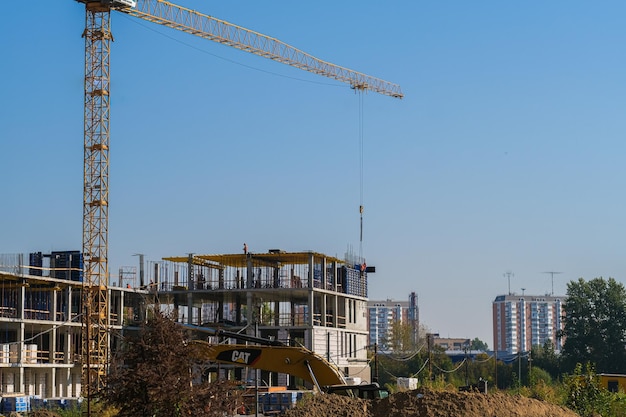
[76,0,403,399]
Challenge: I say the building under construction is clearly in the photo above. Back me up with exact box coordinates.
[0,252,149,399]
[0,248,372,398]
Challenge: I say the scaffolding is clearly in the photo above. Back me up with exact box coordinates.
[0,256,151,398]
[0,248,373,397]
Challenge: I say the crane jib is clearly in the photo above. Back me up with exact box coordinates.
[121,0,403,99]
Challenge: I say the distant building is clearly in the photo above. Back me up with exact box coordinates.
[492,294,564,354]
[433,337,489,364]
[434,337,470,351]
[367,292,419,350]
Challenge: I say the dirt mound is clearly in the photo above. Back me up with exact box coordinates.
[283,388,579,417]
[29,411,62,417]
[283,394,369,417]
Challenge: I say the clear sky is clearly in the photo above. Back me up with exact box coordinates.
[1,1,626,345]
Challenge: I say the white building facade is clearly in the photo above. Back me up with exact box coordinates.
[367,292,418,350]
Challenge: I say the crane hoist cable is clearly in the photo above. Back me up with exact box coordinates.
[358,89,365,260]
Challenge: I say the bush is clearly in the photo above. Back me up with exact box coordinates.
[563,363,612,417]
[529,379,562,404]
[607,393,626,417]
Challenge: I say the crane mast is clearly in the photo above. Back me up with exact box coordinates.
[80,1,115,397]
[76,0,402,401]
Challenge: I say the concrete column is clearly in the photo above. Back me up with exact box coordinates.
[246,257,253,288]
[52,288,58,322]
[273,300,280,326]
[64,287,71,364]
[51,289,58,364]
[17,322,26,362]
[273,267,279,288]
[18,283,25,320]
[306,327,313,351]
[235,294,242,325]
[18,326,24,393]
[246,292,253,327]
[50,369,56,397]
[66,286,72,322]
[187,292,193,325]
[308,291,314,327]
[308,253,314,288]
[66,368,72,397]
[321,257,327,289]
[119,288,125,328]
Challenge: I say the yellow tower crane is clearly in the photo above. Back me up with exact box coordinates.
[75,0,403,401]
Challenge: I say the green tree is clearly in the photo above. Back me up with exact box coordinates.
[564,363,612,417]
[495,360,514,390]
[387,321,417,352]
[428,346,456,385]
[561,277,626,373]
[531,341,561,380]
[528,366,552,386]
[470,337,488,351]
[102,309,242,417]
[451,352,496,388]
[467,353,496,385]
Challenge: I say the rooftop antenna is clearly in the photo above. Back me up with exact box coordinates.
[543,271,562,296]
[504,271,514,295]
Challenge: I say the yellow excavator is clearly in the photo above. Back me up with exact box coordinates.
[183,325,388,399]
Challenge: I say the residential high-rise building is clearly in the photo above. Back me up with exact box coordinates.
[368,293,419,350]
[368,301,396,349]
[492,294,564,354]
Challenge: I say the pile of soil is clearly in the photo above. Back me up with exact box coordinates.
[283,388,580,417]
[29,411,62,417]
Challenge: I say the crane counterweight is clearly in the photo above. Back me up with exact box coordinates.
[76,0,136,9]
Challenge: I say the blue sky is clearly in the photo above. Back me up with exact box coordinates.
[2,1,626,345]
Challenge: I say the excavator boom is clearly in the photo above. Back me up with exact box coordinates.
[190,340,346,388]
